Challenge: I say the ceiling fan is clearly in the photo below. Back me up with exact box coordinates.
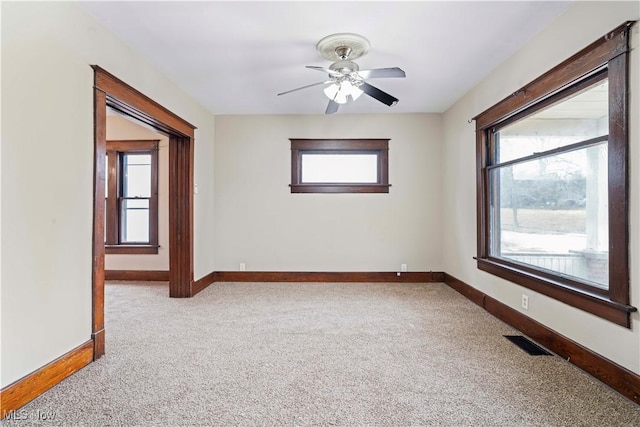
[278,33,406,114]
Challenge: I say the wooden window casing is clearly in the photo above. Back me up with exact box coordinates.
[105,139,159,254]
[290,139,390,193]
[473,22,636,327]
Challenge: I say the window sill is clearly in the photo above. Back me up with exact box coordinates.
[290,184,390,194]
[475,257,636,328]
[106,245,159,255]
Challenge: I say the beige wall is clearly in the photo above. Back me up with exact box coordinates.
[105,115,169,271]
[1,2,216,388]
[214,114,443,272]
[441,1,640,373]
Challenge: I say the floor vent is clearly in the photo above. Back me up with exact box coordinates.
[504,335,552,356]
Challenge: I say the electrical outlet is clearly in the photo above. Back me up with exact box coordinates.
[521,294,529,310]
[401,264,407,272]
[239,263,246,271]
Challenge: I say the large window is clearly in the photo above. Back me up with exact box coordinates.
[290,139,390,193]
[474,23,635,327]
[105,140,159,254]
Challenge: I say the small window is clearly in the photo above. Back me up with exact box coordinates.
[290,139,390,193]
[474,22,635,327]
[105,140,159,254]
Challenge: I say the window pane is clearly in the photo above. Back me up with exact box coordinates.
[497,79,608,163]
[490,142,608,288]
[301,154,378,183]
[123,154,151,197]
[121,198,150,243]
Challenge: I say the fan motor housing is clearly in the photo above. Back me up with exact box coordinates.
[329,60,359,74]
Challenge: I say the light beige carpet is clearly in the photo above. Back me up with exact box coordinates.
[4,281,639,426]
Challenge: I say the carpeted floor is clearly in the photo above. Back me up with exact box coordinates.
[3,281,639,426]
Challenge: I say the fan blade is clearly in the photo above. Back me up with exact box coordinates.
[325,100,339,114]
[358,67,406,79]
[277,80,332,96]
[306,66,342,77]
[359,81,399,106]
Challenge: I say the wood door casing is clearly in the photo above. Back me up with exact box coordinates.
[92,66,196,358]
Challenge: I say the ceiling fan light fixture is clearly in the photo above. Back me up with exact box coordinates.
[323,81,363,104]
[349,83,364,101]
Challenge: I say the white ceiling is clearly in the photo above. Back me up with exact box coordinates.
[79,1,572,116]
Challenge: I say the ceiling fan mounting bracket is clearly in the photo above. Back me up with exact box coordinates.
[316,33,370,61]
[335,46,352,60]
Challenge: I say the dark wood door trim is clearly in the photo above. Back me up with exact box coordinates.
[93,66,196,136]
[92,66,196,358]
[92,87,107,359]
[168,135,194,297]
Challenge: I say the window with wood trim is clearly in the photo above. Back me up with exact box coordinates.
[290,139,390,193]
[105,140,159,254]
[474,22,636,327]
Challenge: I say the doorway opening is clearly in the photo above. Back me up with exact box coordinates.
[92,66,196,359]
